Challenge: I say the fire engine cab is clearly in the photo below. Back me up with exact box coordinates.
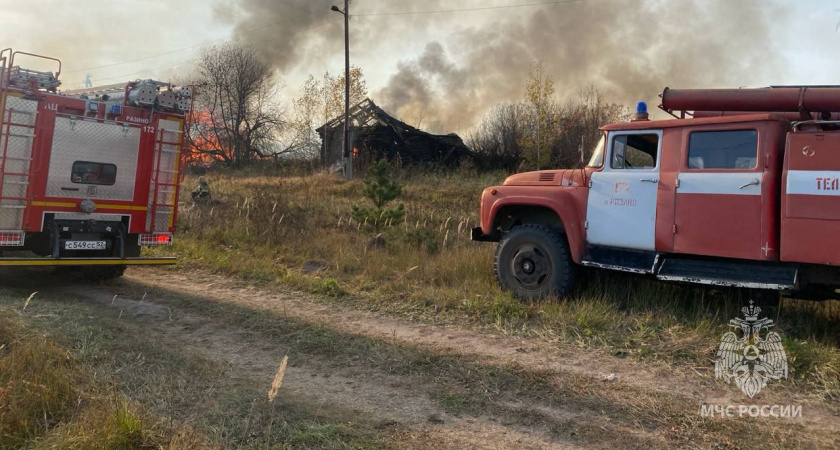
[0,49,190,279]
[473,86,840,300]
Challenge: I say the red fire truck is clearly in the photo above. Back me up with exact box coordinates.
[0,49,191,279]
[473,86,840,300]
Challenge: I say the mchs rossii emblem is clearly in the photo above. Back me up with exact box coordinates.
[715,301,788,398]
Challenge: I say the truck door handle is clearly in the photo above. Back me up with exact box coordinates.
[739,178,760,189]
[640,178,659,183]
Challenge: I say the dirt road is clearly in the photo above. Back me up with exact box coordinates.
[3,267,837,449]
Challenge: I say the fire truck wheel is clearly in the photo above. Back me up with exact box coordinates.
[494,224,575,301]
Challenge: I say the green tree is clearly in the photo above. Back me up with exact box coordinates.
[351,160,405,230]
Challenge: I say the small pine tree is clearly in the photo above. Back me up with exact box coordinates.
[351,160,405,230]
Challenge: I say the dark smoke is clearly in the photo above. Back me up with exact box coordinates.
[217,0,341,77]
[228,0,791,133]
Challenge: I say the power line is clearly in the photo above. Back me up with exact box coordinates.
[84,60,199,85]
[64,42,219,74]
[355,0,584,17]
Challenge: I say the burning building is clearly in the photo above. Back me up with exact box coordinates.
[316,98,474,171]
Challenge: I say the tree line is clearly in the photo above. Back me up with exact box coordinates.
[185,42,366,168]
[468,62,629,172]
[185,43,629,172]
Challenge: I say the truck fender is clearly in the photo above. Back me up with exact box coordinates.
[486,195,585,263]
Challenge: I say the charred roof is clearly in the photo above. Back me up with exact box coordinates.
[317,98,474,168]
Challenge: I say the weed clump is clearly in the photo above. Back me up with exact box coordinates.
[0,311,196,448]
[0,312,75,446]
[316,278,348,297]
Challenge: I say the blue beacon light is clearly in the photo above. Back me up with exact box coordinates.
[636,101,648,115]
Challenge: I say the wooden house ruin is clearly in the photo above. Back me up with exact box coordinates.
[316,98,474,171]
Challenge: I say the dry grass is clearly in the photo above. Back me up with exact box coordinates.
[268,355,288,403]
[65,279,835,448]
[21,291,36,311]
[0,308,206,448]
[0,309,75,446]
[166,167,840,404]
[0,285,390,449]
[0,265,832,448]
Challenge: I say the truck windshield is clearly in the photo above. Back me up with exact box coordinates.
[586,135,606,167]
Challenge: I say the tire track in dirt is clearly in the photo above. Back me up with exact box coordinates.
[14,265,835,448]
[128,270,685,392]
[117,268,840,443]
[57,283,595,450]
[124,269,837,417]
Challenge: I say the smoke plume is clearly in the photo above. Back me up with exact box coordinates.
[224,0,792,133]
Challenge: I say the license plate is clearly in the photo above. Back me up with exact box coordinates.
[64,240,107,250]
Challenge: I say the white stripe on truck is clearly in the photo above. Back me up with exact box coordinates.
[677,172,762,196]
[786,170,840,196]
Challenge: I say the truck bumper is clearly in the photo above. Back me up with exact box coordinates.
[0,257,176,267]
[471,227,497,242]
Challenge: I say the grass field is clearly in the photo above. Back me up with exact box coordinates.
[169,167,840,404]
[0,306,204,448]
[0,283,397,449]
[0,166,837,447]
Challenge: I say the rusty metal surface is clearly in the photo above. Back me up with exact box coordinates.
[693,111,840,121]
[661,87,840,113]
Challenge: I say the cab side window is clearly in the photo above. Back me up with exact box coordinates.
[610,134,659,170]
[688,130,758,170]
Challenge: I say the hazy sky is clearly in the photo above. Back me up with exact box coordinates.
[1,0,838,132]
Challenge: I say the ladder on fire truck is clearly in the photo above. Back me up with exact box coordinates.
[147,122,183,235]
[0,49,36,245]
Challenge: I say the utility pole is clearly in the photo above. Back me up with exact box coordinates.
[332,1,352,179]
[323,74,329,167]
[536,68,542,171]
[344,0,351,178]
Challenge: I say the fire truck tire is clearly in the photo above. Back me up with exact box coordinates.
[494,224,575,301]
